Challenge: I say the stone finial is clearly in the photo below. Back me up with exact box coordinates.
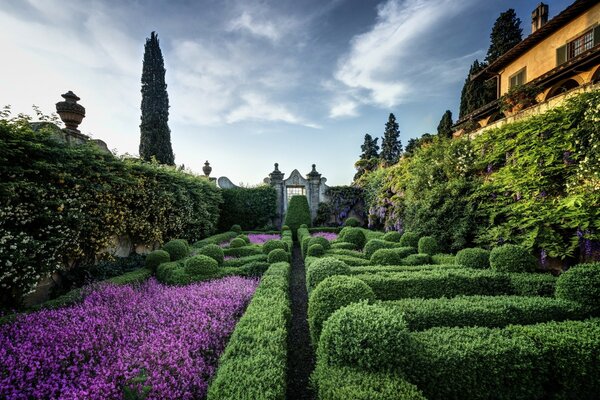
[56,91,85,133]
[307,163,321,179]
[203,160,212,177]
[269,162,284,182]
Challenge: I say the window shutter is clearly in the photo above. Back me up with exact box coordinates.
[594,25,600,47]
[556,45,567,66]
[510,75,517,88]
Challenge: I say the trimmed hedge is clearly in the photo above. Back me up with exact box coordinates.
[217,186,277,231]
[223,254,268,268]
[350,264,460,275]
[556,263,600,309]
[268,249,289,264]
[229,238,246,248]
[370,247,416,265]
[193,231,238,248]
[417,236,438,255]
[490,244,536,272]
[145,250,170,271]
[402,253,431,266]
[284,195,311,238]
[185,255,218,278]
[237,234,250,244]
[399,232,419,248]
[263,240,288,255]
[455,248,490,269]
[431,253,455,264]
[162,239,189,261]
[364,239,397,258]
[308,275,375,347]
[223,245,263,258]
[341,228,367,250]
[207,262,290,400]
[308,236,331,251]
[326,249,368,258]
[306,258,351,292]
[331,242,357,250]
[510,273,556,296]
[198,244,225,265]
[308,244,325,257]
[324,254,371,266]
[343,217,361,227]
[382,231,402,243]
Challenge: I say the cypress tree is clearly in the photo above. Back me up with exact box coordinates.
[437,110,453,138]
[485,9,523,64]
[380,113,402,166]
[458,60,487,119]
[139,31,174,165]
[354,134,380,181]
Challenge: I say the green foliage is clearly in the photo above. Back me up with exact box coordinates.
[330,242,357,251]
[197,244,225,265]
[490,244,536,272]
[230,224,242,233]
[509,273,556,296]
[402,253,431,266]
[431,253,456,264]
[485,8,522,64]
[326,248,367,259]
[417,236,438,255]
[308,244,325,257]
[161,239,189,261]
[263,240,288,255]
[459,59,488,119]
[139,32,174,165]
[556,263,600,309]
[218,186,277,231]
[325,254,371,267]
[237,261,270,277]
[267,249,289,264]
[437,110,453,138]
[237,234,250,244]
[193,231,238,247]
[207,262,290,400]
[184,255,218,278]
[343,217,360,227]
[350,264,459,275]
[223,254,268,268]
[308,236,331,251]
[306,257,351,292]
[229,238,246,248]
[380,113,402,166]
[399,232,419,248]
[314,202,333,226]
[284,195,311,238]
[105,268,153,285]
[370,249,403,266]
[326,186,365,225]
[341,228,366,250]
[145,250,170,271]
[455,248,490,269]
[382,231,402,242]
[354,134,381,181]
[223,245,262,258]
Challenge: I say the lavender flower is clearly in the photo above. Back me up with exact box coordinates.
[311,232,338,241]
[247,233,280,245]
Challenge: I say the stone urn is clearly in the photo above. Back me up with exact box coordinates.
[203,160,212,177]
[56,91,85,132]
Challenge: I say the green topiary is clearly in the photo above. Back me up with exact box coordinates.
[308,236,331,251]
[263,239,287,255]
[556,263,600,309]
[343,217,361,227]
[198,244,225,265]
[490,244,537,272]
[331,242,357,250]
[231,224,242,233]
[342,228,366,250]
[145,250,170,271]
[229,238,246,248]
[156,261,180,283]
[370,248,404,266]
[300,224,309,229]
[402,253,431,266]
[364,239,396,258]
[184,255,218,278]
[161,239,189,261]
[417,236,438,256]
[308,275,375,347]
[456,248,490,269]
[282,225,290,231]
[268,248,289,264]
[239,261,270,277]
[399,232,419,248]
[284,196,312,238]
[306,257,351,292]
[307,244,325,257]
[383,231,402,242]
[237,234,250,244]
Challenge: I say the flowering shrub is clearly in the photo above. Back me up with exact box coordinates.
[0,277,258,399]
[247,233,281,245]
[312,232,338,241]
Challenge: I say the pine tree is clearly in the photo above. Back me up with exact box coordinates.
[458,60,487,119]
[354,134,380,181]
[380,113,402,166]
[486,9,522,64]
[139,32,174,165]
[437,110,453,138]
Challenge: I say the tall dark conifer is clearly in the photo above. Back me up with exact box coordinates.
[485,9,523,64]
[437,110,453,138]
[139,32,174,165]
[380,113,402,166]
[459,60,487,119]
[354,134,380,181]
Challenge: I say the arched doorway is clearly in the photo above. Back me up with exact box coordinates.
[545,79,580,100]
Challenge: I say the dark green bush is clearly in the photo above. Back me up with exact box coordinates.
[193,231,238,248]
[431,253,456,264]
[370,248,403,266]
[364,239,396,258]
[162,239,189,261]
[238,261,270,277]
[402,253,431,266]
[308,244,325,257]
[105,268,153,285]
[399,232,419,248]
[326,254,371,267]
[308,236,331,251]
[308,275,375,347]
[490,244,537,272]
[326,249,367,258]
[156,261,181,283]
[268,249,289,264]
[350,264,459,275]
[223,254,268,268]
[230,224,242,233]
[282,225,290,231]
[382,231,402,242]
[263,239,287,255]
[331,242,357,250]
[284,195,311,238]
[510,273,556,296]
[145,250,170,271]
[223,245,262,258]
[198,244,225,265]
[455,248,490,269]
[306,257,351,292]
[218,186,277,231]
[341,228,366,250]
[229,238,246,248]
[237,234,250,244]
[343,217,361,227]
[556,263,600,309]
[417,236,438,255]
[184,255,218,278]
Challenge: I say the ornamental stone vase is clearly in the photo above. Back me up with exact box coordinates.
[203,160,212,177]
[56,91,85,132]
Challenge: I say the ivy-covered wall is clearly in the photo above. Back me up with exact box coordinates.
[359,90,600,265]
[0,119,222,306]
[217,186,277,231]
[315,186,365,226]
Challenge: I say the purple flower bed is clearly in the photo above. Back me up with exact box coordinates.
[247,233,280,245]
[0,277,258,400]
[311,232,338,241]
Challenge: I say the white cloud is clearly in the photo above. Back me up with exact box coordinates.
[228,11,282,42]
[329,100,359,118]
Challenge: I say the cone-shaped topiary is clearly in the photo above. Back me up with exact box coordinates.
[284,195,311,239]
[198,244,225,265]
[162,239,189,261]
[145,250,170,271]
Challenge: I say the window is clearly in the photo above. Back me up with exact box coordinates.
[509,68,526,88]
[557,26,600,66]
[286,186,305,202]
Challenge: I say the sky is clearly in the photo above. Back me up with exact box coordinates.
[0,0,574,185]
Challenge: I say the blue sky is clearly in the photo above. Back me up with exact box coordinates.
[0,0,573,185]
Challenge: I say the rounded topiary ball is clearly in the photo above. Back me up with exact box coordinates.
[383,231,402,243]
[237,234,250,244]
[307,244,325,257]
[162,239,189,261]
[263,239,287,255]
[417,236,438,256]
[490,244,537,272]
[230,224,242,233]
[343,217,361,227]
[145,250,170,271]
[556,263,600,308]
[342,228,366,250]
[198,244,225,265]
[455,248,490,269]
[364,239,395,259]
[268,248,289,264]
[402,253,431,266]
[308,275,375,347]
[229,238,246,248]
[399,232,419,248]
[282,225,290,231]
[306,257,351,292]
[309,236,331,251]
[370,248,403,266]
[184,255,218,278]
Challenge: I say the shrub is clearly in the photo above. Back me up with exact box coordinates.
[308,244,325,257]
[510,273,556,296]
[223,254,268,268]
[341,228,366,250]
[198,244,225,265]
[382,231,402,242]
[326,249,367,258]
[268,249,289,264]
[308,275,375,347]
[284,196,311,238]
[229,238,246,248]
[331,242,357,250]
[417,236,438,255]
[431,253,456,264]
[556,263,600,309]
[223,246,262,258]
[218,187,277,231]
[327,254,371,267]
[350,264,459,275]
[282,225,290,231]
[263,239,287,255]
[238,261,270,277]
[156,261,181,283]
[193,231,238,248]
[184,255,218,278]
[145,250,170,271]
[490,244,537,272]
[455,248,490,269]
[364,239,396,258]
[402,253,431,266]
[306,258,351,292]
[343,217,360,227]
[370,249,403,266]
[399,232,419,248]
[162,239,189,261]
[230,224,242,233]
[308,236,331,251]
[237,234,250,244]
